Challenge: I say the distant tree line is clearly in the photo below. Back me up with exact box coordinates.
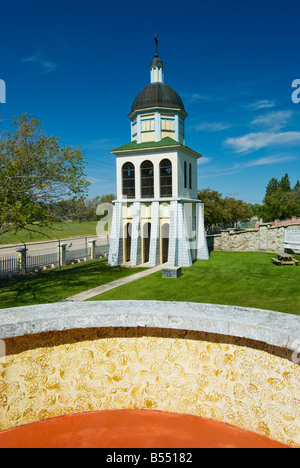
[252,173,300,222]
[51,194,116,223]
[197,188,253,231]
[198,174,300,231]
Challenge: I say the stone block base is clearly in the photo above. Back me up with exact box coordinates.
[162,267,182,278]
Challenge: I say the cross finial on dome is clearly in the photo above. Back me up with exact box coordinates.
[154,34,158,57]
[149,35,165,82]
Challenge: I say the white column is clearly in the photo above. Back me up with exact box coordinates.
[135,161,141,200]
[155,112,161,141]
[153,160,160,199]
[174,115,179,142]
[149,201,160,267]
[196,203,209,260]
[137,115,141,143]
[168,201,178,267]
[130,202,141,266]
[108,202,123,266]
[177,202,192,267]
[131,121,134,141]
[150,68,154,83]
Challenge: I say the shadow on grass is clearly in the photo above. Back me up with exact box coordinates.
[0,259,146,308]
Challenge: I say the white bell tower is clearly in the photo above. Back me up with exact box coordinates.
[108,37,209,267]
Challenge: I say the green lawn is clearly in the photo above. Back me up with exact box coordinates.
[1,252,299,315]
[0,221,100,244]
[0,258,145,309]
[90,252,300,316]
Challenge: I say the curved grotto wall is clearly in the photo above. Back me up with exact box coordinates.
[0,301,299,447]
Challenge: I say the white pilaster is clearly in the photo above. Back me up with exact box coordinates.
[137,115,141,144]
[168,201,178,267]
[151,66,164,83]
[108,202,123,266]
[148,201,160,267]
[130,202,141,266]
[155,112,161,141]
[135,161,141,200]
[177,202,192,266]
[196,203,209,260]
[174,115,179,142]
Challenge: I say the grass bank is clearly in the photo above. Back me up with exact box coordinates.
[0,221,100,244]
[90,252,300,316]
[0,258,145,309]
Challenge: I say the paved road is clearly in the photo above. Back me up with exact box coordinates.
[0,235,109,256]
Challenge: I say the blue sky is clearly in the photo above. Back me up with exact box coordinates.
[1,0,300,204]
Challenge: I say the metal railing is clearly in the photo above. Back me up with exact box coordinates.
[26,251,59,269]
[65,248,90,262]
[0,255,19,274]
[0,236,110,276]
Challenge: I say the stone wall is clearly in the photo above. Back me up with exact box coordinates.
[207,223,300,253]
[271,217,300,227]
[0,301,300,447]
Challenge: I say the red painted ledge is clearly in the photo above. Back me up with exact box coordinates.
[0,410,291,448]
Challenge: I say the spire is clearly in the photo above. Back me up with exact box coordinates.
[154,34,159,57]
[149,35,164,83]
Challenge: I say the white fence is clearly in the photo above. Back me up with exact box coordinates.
[27,251,59,269]
[0,239,110,276]
[0,255,19,274]
[95,245,110,257]
[65,248,90,262]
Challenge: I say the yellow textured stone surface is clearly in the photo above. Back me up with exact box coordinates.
[0,332,299,447]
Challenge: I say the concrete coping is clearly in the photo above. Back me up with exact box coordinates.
[0,301,300,354]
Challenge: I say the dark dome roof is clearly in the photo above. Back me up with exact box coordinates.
[149,55,165,69]
[130,82,186,115]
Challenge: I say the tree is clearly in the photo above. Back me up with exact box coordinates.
[197,188,252,231]
[261,174,300,221]
[197,188,227,230]
[52,194,116,222]
[262,189,299,221]
[265,177,279,196]
[293,180,300,193]
[279,173,291,192]
[224,197,253,228]
[99,193,115,204]
[0,114,90,236]
[251,203,264,218]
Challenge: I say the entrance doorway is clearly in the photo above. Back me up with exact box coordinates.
[124,223,132,263]
[142,222,151,263]
[161,223,169,264]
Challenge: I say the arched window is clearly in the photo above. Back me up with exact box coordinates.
[141,160,154,198]
[122,162,135,199]
[184,161,187,189]
[160,159,172,197]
